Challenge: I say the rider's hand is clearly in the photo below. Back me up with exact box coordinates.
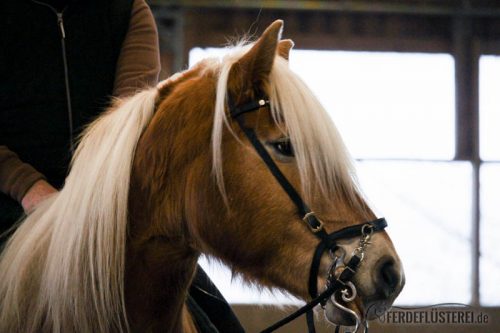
[21,179,57,213]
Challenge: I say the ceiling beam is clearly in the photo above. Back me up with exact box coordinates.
[149,0,500,18]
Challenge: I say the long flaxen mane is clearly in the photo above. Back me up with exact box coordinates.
[0,35,362,332]
[0,89,158,332]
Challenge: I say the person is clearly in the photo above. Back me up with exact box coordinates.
[0,1,244,331]
[0,0,160,226]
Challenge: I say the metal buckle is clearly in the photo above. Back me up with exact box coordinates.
[336,274,347,286]
[335,265,356,285]
[302,212,324,233]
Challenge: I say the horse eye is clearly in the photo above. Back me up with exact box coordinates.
[271,139,294,157]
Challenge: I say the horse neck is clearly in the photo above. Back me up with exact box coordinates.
[124,88,216,332]
[125,178,199,332]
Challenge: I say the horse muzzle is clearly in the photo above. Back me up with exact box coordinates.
[323,234,405,330]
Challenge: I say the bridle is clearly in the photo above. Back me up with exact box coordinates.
[228,97,388,333]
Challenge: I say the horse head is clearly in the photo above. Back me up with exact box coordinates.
[132,20,405,330]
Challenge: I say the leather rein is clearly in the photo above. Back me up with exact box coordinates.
[228,97,388,333]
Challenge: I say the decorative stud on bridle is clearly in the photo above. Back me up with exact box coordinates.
[228,96,388,333]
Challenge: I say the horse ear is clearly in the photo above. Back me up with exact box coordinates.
[229,20,283,98]
[277,39,294,60]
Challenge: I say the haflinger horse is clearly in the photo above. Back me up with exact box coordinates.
[0,20,404,333]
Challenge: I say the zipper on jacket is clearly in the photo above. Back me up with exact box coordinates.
[56,12,66,39]
[31,1,75,155]
[56,12,75,154]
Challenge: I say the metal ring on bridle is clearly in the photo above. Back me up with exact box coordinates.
[361,223,374,237]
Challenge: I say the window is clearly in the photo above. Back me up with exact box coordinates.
[189,48,485,305]
[480,56,500,161]
[290,51,455,160]
[479,56,500,305]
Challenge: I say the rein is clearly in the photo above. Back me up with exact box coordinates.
[228,97,388,333]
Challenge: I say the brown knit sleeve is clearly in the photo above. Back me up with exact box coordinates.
[0,146,45,202]
[112,0,161,97]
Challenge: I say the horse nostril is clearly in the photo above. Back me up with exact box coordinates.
[377,259,399,298]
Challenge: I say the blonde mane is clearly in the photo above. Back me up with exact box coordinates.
[0,88,158,333]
